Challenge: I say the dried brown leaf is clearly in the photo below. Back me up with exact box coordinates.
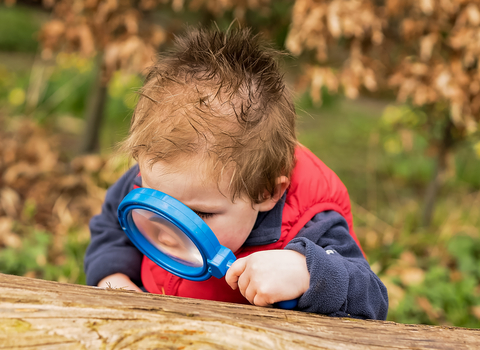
[0,188,21,218]
[420,0,434,15]
[466,3,480,26]
[420,32,438,61]
[472,306,480,320]
[400,267,425,286]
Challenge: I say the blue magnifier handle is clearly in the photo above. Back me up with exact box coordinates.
[224,259,298,310]
[274,299,298,309]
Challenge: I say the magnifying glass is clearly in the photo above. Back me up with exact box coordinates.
[118,187,298,309]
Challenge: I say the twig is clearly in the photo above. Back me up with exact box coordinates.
[351,200,398,234]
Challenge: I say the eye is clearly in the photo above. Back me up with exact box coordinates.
[157,232,180,248]
[193,211,214,220]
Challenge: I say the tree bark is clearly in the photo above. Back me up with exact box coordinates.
[422,117,454,227]
[0,273,479,349]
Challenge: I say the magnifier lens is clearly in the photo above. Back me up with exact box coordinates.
[131,208,204,268]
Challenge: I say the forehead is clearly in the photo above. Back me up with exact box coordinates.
[139,154,234,202]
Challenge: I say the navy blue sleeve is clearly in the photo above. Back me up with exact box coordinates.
[285,211,388,320]
[84,165,144,286]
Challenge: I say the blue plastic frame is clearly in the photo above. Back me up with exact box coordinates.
[118,188,236,281]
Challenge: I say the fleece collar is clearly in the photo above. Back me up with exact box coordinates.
[242,193,285,246]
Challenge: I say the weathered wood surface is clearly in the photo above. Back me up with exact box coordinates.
[0,273,478,349]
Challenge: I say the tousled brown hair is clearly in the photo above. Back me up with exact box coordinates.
[119,27,297,203]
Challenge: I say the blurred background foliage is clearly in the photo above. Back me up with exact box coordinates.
[0,0,479,329]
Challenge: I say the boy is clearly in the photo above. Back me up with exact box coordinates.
[84,28,388,319]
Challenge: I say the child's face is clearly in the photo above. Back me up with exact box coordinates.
[139,156,265,253]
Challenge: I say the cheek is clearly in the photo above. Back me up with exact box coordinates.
[209,209,258,252]
[218,225,251,252]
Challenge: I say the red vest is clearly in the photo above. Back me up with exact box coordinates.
[141,145,362,303]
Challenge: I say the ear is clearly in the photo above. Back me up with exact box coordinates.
[257,176,290,212]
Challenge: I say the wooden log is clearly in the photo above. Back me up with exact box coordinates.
[0,273,478,349]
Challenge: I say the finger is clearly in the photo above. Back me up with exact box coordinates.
[237,270,251,298]
[249,282,274,307]
[225,257,247,290]
[253,293,271,307]
[243,283,257,305]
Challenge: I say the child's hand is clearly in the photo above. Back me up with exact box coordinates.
[98,273,143,292]
[225,250,309,306]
